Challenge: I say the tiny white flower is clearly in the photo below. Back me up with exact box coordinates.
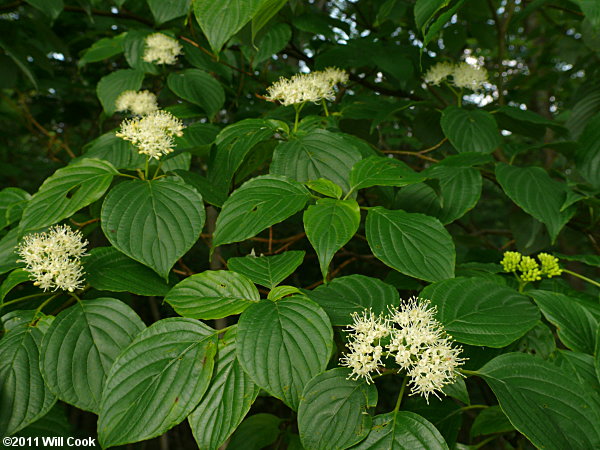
[143,33,182,65]
[115,90,159,116]
[265,67,348,106]
[17,225,88,292]
[424,62,454,85]
[116,110,185,160]
[452,62,488,90]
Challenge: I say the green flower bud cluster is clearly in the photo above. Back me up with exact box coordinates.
[501,251,562,283]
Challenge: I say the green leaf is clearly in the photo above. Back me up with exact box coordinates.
[555,253,600,268]
[306,178,342,199]
[414,0,449,33]
[470,406,514,438]
[298,368,377,450]
[78,34,125,67]
[0,269,30,303]
[423,0,465,45]
[83,247,172,296]
[167,69,225,118]
[254,23,292,67]
[267,285,301,300]
[98,318,218,447]
[228,414,282,450]
[440,106,501,154]
[596,325,600,383]
[213,175,311,247]
[421,277,539,347]
[307,275,400,326]
[0,228,20,275]
[0,187,30,231]
[394,166,482,224]
[194,0,263,54]
[478,353,600,449]
[25,0,63,20]
[228,251,305,289]
[495,163,575,242]
[96,69,144,115]
[553,350,600,392]
[81,131,145,170]
[528,290,598,354]
[0,317,56,436]
[19,159,118,234]
[171,170,227,208]
[349,156,425,194]
[101,178,205,279]
[236,295,333,410]
[579,0,600,29]
[252,0,288,39]
[4,404,71,443]
[148,0,190,25]
[40,298,145,413]
[188,328,259,449]
[576,111,600,189]
[271,129,363,194]
[123,30,160,74]
[304,198,360,280]
[209,119,279,193]
[165,270,260,320]
[366,207,455,282]
[353,411,449,449]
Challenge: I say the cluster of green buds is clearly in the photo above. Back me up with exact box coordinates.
[501,251,562,283]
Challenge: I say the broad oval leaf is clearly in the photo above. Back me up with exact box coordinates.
[478,352,600,449]
[20,158,118,233]
[421,277,540,347]
[165,270,260,320]
[193,0,263,54]
[0,269,30,303]
[148,0,190,25]
[496,163,574,242]
[228,251,305,289]
[40,298,146,413]
[83,247,172,296]
[349,156,425,193]
[189,328,259,449]
[270,129,363,193]
[528,289,598,354]
[366,207,455,282]
[81,131,145,170]
[167,69,225,118]
[101,177,205,279]
[0,316,56,436]
[306,178,343,199]
[0,187,30,231]
[353,411,449,449]
[236,295,333,410]
[78,34,125,67]
[0,228,20,275]
[440,106,501,154]
[213,175,311,247]
[96,69,144,115]
[304,198,361,280]
[298,368,378,450]
[98,318,218,448]
[306,274,399,326]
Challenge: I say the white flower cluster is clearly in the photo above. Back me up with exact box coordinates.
[424,61,488,91]
[116,110,185,160]
[340,298,465,402]
[265,67,349,106]
[17,225,87,292]
[340,309,389,384]
[143,33,182,65]
[115,90,159,116]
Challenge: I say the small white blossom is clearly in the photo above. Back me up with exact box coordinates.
[340,309,390,384]
[116,110,185,160]
[115,90,159,116]
[424,62,454,85]
[387,297,465,402]
[17,225,88,292]
[452,62,488,90]
[266,67,348,106]
[143,33,182,65]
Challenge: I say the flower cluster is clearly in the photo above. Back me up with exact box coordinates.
[501,251,562,281]
[116,110,185,160]
[340,309,389,384]
[143,33,182,65]
[265,67,349,106]
[17,225,87,292]
[115,90,159,116]
[424,61,488,91]
[340,298,465,402]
